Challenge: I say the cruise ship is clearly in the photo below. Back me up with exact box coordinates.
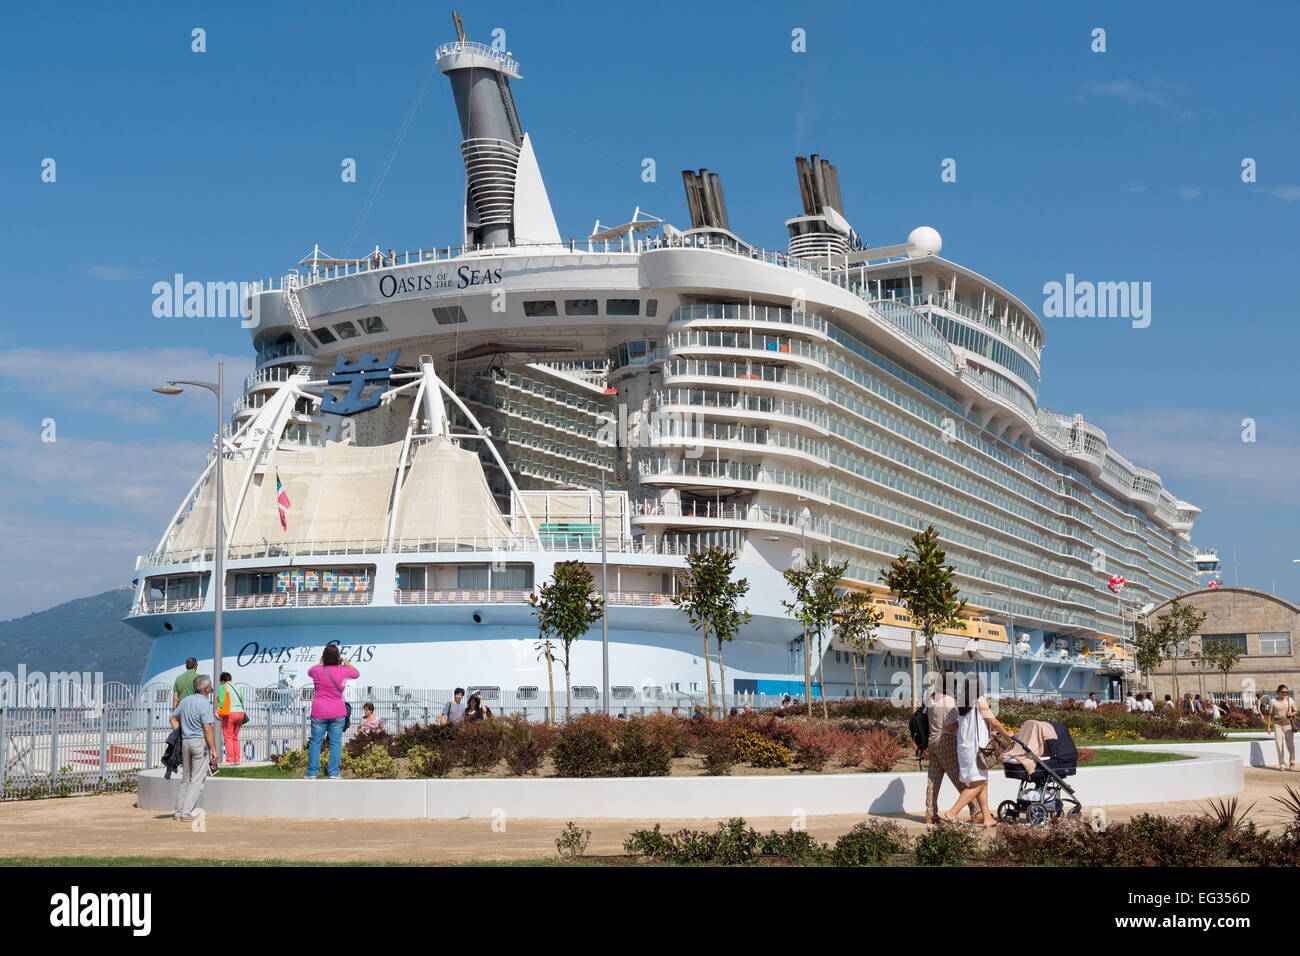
[126,19,1200,706]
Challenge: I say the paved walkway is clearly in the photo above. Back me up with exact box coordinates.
[1,766,1295,864]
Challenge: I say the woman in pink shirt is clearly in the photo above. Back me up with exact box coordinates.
[305,644,359,779]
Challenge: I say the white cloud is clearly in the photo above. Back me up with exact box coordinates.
[88,265,136,281]
[1261,186,1300,202]
[0,347,253,424]
[1178,186,1201,200]
[1081,79,1172,110]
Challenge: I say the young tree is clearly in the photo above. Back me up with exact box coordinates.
[535,639,558,726]
[880,526,967,701]
[783,554,849,717]
[1201,637,1244,698]
[1133,597,1208,699]
[529,560,604,719]
[834,590,882,699]
[673,547,753,716]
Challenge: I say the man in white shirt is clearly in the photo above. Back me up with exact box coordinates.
[1142,694,1155,713]
[1083,692,1098,711]
[1124,692,1138,712]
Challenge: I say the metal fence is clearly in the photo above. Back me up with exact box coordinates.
[0,681,793,799]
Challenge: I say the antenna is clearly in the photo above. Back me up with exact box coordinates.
[452,11,466,42]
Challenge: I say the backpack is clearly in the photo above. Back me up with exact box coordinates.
[908,705,930,755]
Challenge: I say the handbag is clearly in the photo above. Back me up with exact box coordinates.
[325,666,351,731]
[973,703,1000,771]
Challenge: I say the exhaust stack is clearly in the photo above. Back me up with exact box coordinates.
[681,168,731,231]
[437,15,561,248]
[787,154,855,260]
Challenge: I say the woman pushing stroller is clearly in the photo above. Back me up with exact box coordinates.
[941,674,1013,828]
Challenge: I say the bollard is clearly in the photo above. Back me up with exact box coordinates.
[145,705,153,769]
[50,702,60,779]
[0,708,6,791]
[264,704,271,761]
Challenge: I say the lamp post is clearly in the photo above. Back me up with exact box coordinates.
[154,364,225,762]
[765,515,810,713]
[975,584,1017,700]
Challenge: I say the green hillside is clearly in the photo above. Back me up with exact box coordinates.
[0,588,152,684]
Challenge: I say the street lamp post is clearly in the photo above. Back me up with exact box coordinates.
[154,364,225,762]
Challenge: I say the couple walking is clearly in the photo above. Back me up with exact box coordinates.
[923,671,1012,827]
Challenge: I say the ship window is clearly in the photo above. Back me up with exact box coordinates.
[333,321,360,339]
[643,684,663,700]
[606,298,640,316]
[565,298,598,316]
[396,566,426,590]
[523,300,558,317]
[516,686,539,700]
[232,572,276,595]
[572,685,599,700]
[611,686,635,699]
[646,299,658,317]
[360,315,387,334]
[313,327,337,344]
[467,686,500,701]
[433,305,468,325]
[456,564,534,589]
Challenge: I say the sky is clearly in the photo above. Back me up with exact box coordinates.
[0,0,1297,620]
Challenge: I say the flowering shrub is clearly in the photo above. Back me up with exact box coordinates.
[701,733,738,775]
[793,725,836,772]
[502,716,554,776]
[732,729,793,768]
[341,743,396,779]
[552,716,619,777]
[914,823,978,865]
[460,720,508,774]
[271,747,309,774]
[1077,747,1096,764]
[617,720,673,776]
[832,820,910,865]
[624,818,768,864]
[644,712,690,756]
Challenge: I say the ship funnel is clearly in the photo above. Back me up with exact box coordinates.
[437,15,561,248]
[681,168,731,231]
[787,154,857,260]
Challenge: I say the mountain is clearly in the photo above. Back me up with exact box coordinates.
[0,588,152,684]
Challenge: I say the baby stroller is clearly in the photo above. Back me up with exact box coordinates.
[996,720,1082,827]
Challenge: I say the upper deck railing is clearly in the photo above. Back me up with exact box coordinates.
[434,40,520,77]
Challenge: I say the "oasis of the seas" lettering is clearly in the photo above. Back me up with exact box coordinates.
[378,266,503,298]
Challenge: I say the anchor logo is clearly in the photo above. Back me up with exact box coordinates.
[319,349,401,416]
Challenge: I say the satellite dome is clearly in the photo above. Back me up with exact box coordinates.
[907,226,942,258]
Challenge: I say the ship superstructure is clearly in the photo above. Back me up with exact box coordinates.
[126,21,1200,704]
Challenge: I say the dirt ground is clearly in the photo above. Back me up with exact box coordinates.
[1,765,1295,864]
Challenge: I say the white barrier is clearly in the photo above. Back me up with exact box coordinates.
[137,745,1243,820]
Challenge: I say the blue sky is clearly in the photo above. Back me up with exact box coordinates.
[0,0,1297,619]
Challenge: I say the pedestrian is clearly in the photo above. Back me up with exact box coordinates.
[172,657,199,708]
[1265,684,1298,770]
[670,707,681,718]
[442,688,467,725]
[1124,690,1138,712]
[924,671,976,824]
[943,674,1012,828]
[358,702,384,734]
[215,672,246,765]
[1083,692,1098,711]
[463,692,492,722]
[169,674,218,821]
[306,645,359,779]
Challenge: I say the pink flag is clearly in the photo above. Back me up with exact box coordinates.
[276,472,291,531]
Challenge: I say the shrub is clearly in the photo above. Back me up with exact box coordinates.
[701,733,738,775]
[617,720,673,777]
[406,744,456,778]
[459,720,508,774]
[644,712,690,757]
[750,715,800,749]
[914,823,978,866]
[833,820,911,866]
[624,823,675,859]
[758,828,829,863]
[861,728,905,772]
[393,722,461,759]
[556,822,591,859]
[838,739,866,767]
[1077,747,1096,764]
[341,743,396,779]
[733,729,792,768]
[624,818,761,864]
[553,718,618,777]
[271,747,309,774]
[345,729,395,758]
[502,716,554,776]
[793,725,835,772]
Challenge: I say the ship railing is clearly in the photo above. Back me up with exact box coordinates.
[631,498,828,533]
[434,40,520,76]
[223,591,374,610]
[394,589,532,606]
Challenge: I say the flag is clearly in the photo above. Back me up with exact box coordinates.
[276,471,291,531]
[1207,580,1219,588]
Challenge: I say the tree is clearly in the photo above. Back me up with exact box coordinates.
[1132,597,1208,698]
[529,560,604,719]
[834,590,882,699]
[535,639,558,726]
[673,547,752,717]
[880,526,966,699]
[783,554,849,717]
[1202,636,1244,698]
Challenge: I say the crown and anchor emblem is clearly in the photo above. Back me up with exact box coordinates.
[319,349,402,416]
